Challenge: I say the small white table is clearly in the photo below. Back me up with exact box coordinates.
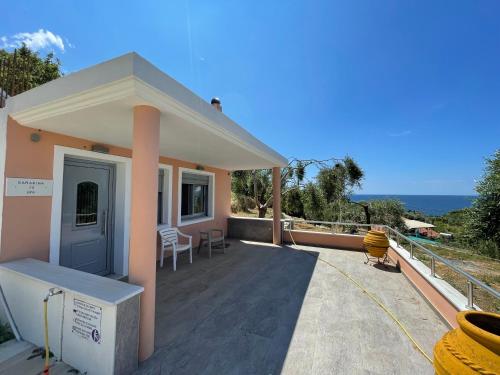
[198,229,225,258]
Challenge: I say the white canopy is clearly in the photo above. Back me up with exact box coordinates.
[403,218,435,230]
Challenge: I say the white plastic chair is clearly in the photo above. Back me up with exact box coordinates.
[158,227,192,271]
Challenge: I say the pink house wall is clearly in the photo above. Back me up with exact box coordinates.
[283,230,365,251]
[0,118,231,263]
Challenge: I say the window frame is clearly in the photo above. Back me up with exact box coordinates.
[158,164,173,227]
[178,167,215,226]
[75,180,99,227]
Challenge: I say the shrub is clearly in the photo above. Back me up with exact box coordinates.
[231,193,256,213]
[474,239,499,259]
[0,324,14,344]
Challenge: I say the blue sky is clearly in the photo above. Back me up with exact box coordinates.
[3,1,499,195]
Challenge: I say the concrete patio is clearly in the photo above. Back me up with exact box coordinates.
[136,240,448,375]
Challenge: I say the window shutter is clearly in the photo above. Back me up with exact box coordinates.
[182,173,209,185]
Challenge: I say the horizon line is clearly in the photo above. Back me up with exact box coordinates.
[352,193,478,197]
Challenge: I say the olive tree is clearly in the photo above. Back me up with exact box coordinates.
[232,156,364,219]
[231,160,306,218]
[465,150,500,258]
[315,157,368,222]
[0,44,62,98]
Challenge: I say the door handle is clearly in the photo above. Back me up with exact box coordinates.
[102,210,108,237]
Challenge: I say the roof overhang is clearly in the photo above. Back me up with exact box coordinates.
[6,53,287,170]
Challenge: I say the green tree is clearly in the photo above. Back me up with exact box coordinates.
[316,157,366,222]
[231,159,307,218]
[283,187,304,218]
[231,156,364,219]
[366,200,406,230]
[302,182,326,220]
[231,169,274,217]
[0,44,62,98]
[465,150,500,258]
[331,199,405,230]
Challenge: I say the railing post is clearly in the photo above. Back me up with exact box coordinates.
[396,233,400,247]
[466,281,474,310]
[431,257,436,277]
[410,243,414,259]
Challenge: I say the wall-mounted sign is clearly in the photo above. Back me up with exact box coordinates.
[71,298,102,344]
[5,178,53,197]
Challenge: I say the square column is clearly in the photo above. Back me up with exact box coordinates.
[129,105,160,361]
[272,167,282,245]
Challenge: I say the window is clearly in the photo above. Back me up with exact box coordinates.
[179,169,214,224]
[76,181,98,226]
[181,183,208,217]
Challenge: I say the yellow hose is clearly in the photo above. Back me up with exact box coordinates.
[286,228,433,364]
[43,298,50,374]
[316,256,433,363]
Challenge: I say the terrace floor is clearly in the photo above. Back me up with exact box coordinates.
[136,240,448,375]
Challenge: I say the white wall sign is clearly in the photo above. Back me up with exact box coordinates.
[5,178,53,197]
[71,299,103,344]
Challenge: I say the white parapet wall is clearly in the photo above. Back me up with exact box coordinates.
[0,258,143,374]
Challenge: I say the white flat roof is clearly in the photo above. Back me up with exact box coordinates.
[6,53,287,170]
[403,218,436,230]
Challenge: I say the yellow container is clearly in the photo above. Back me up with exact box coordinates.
[363,230,389,258]
[434,311,500,375]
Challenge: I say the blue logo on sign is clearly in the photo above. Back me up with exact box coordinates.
[92,329,101,343]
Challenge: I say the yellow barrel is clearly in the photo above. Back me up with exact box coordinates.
[434,311,500,375]
[363,230,389,258]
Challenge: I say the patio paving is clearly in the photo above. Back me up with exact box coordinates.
[136,240,448,375]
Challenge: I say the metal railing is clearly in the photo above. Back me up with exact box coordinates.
[284,219,500,310]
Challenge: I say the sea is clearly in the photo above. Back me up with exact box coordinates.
[351,195,476,216]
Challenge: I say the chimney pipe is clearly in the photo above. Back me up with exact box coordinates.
[211,97,222,112]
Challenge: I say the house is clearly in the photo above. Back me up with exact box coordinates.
[403,218,440,239]
[0,52,287,372]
